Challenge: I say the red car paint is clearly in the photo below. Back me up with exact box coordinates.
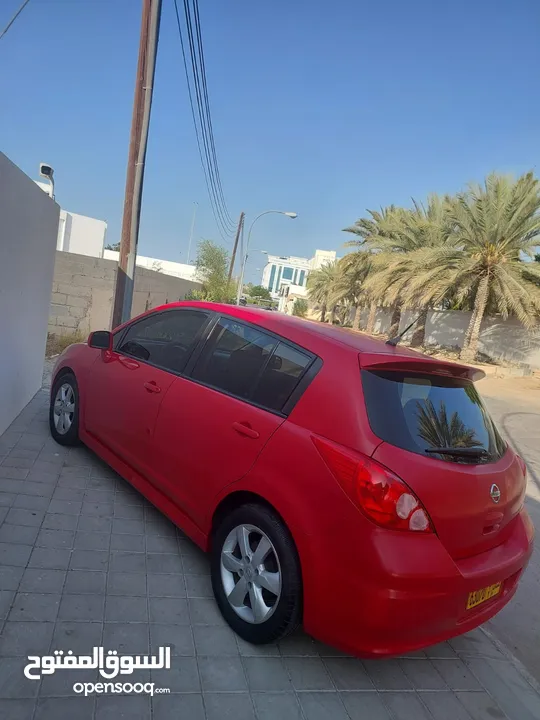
[52,302,534,657]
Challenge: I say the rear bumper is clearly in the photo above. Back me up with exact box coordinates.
[303,508,534,657]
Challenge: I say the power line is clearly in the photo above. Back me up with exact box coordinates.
[192,0,235,228]
[172,0,236,242]
[173,0,232,242]
[182,0,235,235]
[0,0,31,42]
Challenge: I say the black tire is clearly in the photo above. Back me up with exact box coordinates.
[49,372,81,446]
[211,503,302,644]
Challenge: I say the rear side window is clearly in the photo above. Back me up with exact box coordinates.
[192,318,277,399]
[118,310,209,373]
[361,370,506,463]
[192,318,314,412]
[252,342,311,411]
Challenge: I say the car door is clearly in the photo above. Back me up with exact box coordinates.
[152,315,314,527]
[84,308,211,478]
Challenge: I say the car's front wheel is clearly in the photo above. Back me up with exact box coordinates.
[211,503,302,644]
[49,372,80,446]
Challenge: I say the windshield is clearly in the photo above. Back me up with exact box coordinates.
[361,370,506,464]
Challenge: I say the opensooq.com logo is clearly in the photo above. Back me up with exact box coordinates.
[24,647,172,697]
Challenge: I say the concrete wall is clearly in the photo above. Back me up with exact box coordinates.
[57,210,107,258]
[354,306,540,369]
[48,251,202,337]
[0,153,60,434]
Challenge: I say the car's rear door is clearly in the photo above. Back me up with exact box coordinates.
[84,308,211,477]
[360,360,526,560]
[151,315,315,528]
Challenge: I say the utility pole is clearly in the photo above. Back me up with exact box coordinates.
[227,212,245,284]
[111,0,162,328]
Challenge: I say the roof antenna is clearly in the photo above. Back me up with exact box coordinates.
[385,313,423,347]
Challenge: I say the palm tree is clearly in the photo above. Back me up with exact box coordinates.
[346,196,455,342]
[403,173,540,361]
[306,261,342,323]
[331,252,372,330]
[343,206,406,335]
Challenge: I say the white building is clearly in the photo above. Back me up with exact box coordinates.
[35,178,197,281]
[103,250,198,282]
[261,249,337,299]
[35,180,108,258]
[57,210,107,257]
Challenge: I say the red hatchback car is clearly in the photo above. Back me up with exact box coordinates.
[49,301,534,656]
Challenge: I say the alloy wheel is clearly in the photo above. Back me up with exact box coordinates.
[53,383,75,435]
[220,523,282,624]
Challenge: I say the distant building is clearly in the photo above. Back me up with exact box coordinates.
[57,210,107,258]
[261,249,337,299]
[35,180,108,258]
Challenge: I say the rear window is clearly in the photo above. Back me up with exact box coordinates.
[361,370,506,464]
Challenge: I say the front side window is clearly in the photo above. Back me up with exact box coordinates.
[192,318,276,399]
[118,310,208,373]
[361,370,506,463]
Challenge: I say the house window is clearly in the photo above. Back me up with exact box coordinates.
[268,264,276,291]
[276,266,283,290]
[299,270,306,286]
[282,267,293,281]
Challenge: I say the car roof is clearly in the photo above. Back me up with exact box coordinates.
[142,301,428,360]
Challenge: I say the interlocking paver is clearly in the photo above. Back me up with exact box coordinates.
[0,523,40,545]
[0,698,36,720]
[340,692,392,720]
[65,570,107,595]
[193,624,238,656]
[57,593,105,622]
[35,697,95,720]
[0,621,54,656]
[203,693,255,720]
[198,655,247,691]
[284,656,334,690]
[243,656,292,691]
[107,571,147,596]
[150,623,194,656]
[1,386,539,719]
[324,657,374,690]
[153,693,205,720]
[19,568,66,593]
[399,658,448,689]
[253,692,303,720]
[298,692,350,720]
[382,692,432,720]
[420,691,474,720]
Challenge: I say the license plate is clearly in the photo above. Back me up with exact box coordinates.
[466,582,502,610]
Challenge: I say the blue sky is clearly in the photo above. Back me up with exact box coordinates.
[1,0,538,282]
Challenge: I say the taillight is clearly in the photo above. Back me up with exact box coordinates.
[313,436,433,533]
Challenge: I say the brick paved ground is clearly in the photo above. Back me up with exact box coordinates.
[1,386,540,719]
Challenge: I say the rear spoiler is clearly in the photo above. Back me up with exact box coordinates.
[358,352,486,383]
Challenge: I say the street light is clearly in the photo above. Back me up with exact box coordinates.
[236,211,297,305]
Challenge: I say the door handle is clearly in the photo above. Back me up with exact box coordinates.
[144,381,161,394]
[232,422,260,439]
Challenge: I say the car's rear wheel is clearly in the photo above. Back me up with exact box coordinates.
[49,372,80,446]
[211,503,301,644]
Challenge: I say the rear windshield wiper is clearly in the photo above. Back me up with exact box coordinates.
[424,447,489,458]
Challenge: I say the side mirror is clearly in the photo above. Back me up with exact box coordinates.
[88,330,112,350]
